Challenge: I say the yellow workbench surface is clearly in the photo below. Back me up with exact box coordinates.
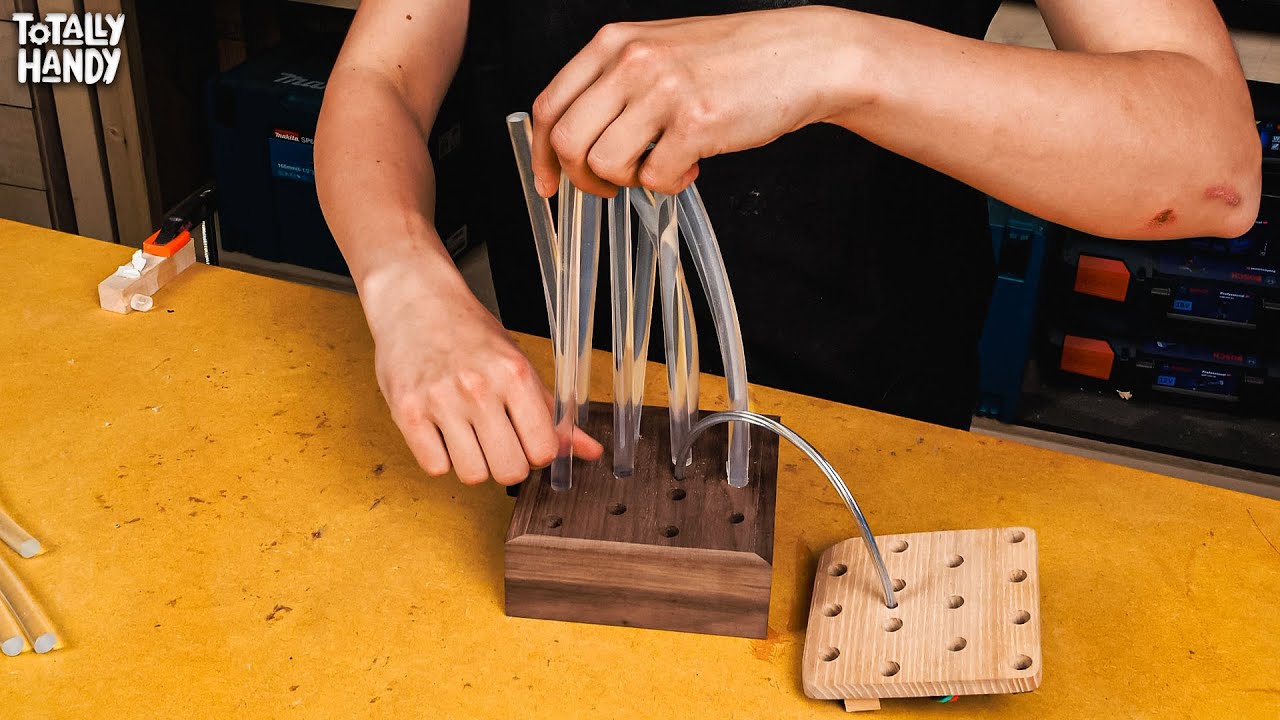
[1,221,1277,718]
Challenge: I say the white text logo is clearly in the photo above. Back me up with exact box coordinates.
[13,13,125,85]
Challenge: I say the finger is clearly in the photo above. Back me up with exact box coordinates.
[571,427,605,460]
[402,420,451,477]
[587,105,664,189]
[437,419,490,485]
[506,382,560,469]
[541,389,605,461]
[551,77,629,197]
[471,401,531,486]
[531,28,625,196]
[639,133,702,195]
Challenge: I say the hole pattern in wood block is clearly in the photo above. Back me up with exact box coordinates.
[802,527,1042,701]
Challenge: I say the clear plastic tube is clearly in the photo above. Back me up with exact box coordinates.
[504,113,558,332]
[0,507,39,559]
[608,190,637,477]
[677,184,751,487]
[0,554,57,653]
[629,207,659,463]
[652,192,700,468]
[575,194,602,427]
[550,176,583,492]
[0,600,25,656]
[673,410,898,609]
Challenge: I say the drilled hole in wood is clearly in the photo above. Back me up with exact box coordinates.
[882,618,903,632]
[946,554,964,568]
[888,539,909,553]
[1010,569,1028,583]
[1012,610,1031,625]
[820,647,840,662]
[946,595,965,609]
[892,578,906,592]
[546,515,562,529]
[822,603,843,617]
[1012,655,1034,671]
[1006,529,1026,543]
[661,525,680,538]
[880,661,901,677]
[947,637,968,652]
[829,564,848,577]
[607,503,627,516]
[668,488,687,501]
[729,512,745,524]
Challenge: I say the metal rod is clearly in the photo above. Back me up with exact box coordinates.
[673,410,899,609]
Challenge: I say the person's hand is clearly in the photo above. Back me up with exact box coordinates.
[530,6,860,197]
[361,254,603,485]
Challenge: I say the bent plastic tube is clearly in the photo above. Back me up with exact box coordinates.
[0,554,57,653]
[505,112,558,333]
[0,600,25,656]
[0,507,39,559]
[677,184,751,487]
[575,194,602,426]
[622,200,660,475]
[550,176,583,491]
[653,193,700,468]
[674,410,898,609]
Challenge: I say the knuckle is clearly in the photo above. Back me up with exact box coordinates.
[593,23,631,49]
[618,40,656,70]
[549,122,578,159]
[531,92,556,127]
[455,369,489,398]
[586,150,620,181]
[497,354,531,383]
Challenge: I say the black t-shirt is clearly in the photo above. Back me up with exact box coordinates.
[460,1,1000,430]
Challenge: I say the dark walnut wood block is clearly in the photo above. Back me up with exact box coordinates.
[505,402,780,638]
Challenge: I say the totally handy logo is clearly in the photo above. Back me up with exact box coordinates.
[13,12,125,85]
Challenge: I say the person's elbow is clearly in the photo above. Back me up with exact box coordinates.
[1212,140,1262,239]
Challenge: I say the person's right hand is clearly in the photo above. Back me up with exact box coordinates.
[360,254,603,486]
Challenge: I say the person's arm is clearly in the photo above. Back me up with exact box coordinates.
[530,1,1261,241]
[316,0,601,485]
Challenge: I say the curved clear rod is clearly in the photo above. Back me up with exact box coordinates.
[550,176,583,491]
[652,193,699,467]
[504,113,557,332]
[677,185,751,487]
[673,410,898,609]
[575,194,602,426]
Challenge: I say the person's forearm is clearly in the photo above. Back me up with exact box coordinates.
[822,12,1261,240]
[315,69,470,325]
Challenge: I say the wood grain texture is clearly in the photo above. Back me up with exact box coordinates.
[0,183,49,227]
[803,528,1042,703]
[506,401,779,638]
[97,241,196,313]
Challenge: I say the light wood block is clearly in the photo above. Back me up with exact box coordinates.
[803,527,1042,708]
[97,241,196,313]
[505,401,779,638]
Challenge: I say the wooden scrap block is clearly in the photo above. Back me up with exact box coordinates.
[803,528,1041,708]
[505,402,780,638]
[97,240,196,313]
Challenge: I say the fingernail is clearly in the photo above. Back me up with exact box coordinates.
[534,176,547,197]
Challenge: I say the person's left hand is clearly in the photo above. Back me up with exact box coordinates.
[530,6,860,198]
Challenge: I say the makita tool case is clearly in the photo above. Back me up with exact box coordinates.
[208,44,466,275]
